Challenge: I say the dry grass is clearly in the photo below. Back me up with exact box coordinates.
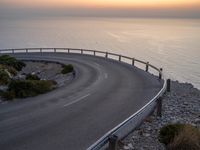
[167,125,200,150]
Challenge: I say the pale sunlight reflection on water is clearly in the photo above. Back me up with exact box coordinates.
[0,17,200,88]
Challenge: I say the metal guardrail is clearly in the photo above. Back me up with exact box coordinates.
[0,48,163,78]
[0,48,167,150]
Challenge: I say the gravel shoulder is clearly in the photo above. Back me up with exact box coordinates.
[19,61,73,87]
[120,81,200,150]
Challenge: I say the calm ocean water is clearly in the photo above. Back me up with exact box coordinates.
[0,17,200,88]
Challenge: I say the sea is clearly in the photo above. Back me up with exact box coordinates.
[0,17,200,89]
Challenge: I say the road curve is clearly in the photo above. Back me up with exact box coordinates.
[0,53,163,150]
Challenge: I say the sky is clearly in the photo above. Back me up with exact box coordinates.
[0,0,200,18]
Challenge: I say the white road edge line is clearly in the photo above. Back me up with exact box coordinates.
[63,94,91,107]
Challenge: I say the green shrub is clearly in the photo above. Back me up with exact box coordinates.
[6,80,57,99]
[167,125,200,150]
[7,67,17,76]
[2,90,16,100]
[26,74,40,80]
[159,124,185,145]
[0,69,10,85]
[0,55,26,71]
[0,64,17,76]
[29,80,56,94]
[61,64,74,74]
[0,90,3,97]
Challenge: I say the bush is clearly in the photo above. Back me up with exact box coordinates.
[0,55,26,71]
[61,64,74,74]
[7,66,17,76]
[1,90,16,100]
[159,124,185,145]
[0,90,3,97]
[167,125,200,150]
[5,80,57,99]
[0,69,10,85]
[26,74,40,80]
[0,64,17,76]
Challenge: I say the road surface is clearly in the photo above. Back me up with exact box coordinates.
[0,53,163,150]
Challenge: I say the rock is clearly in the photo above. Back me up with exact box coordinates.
[123,145,130,150]
[194,118,200,124]
[121,81,200,150]
[127,143,134,149]
[132,136,137,139]
[146,126,152,131]
[143,133,150,137]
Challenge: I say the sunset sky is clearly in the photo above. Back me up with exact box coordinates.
[0,0,200,18]
[1,0,200,8]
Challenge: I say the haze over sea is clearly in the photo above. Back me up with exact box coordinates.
[0,17,200,89]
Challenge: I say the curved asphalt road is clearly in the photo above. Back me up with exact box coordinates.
[0,53,163,150]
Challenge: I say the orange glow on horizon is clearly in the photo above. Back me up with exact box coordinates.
[1,0,200,9]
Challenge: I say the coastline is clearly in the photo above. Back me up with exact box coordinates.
[120,81,200,150]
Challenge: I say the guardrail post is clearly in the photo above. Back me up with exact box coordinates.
[81,49,83,54]
[54,48,56,53]
[119,55,121,61]
[12,49,14,53]
[146,62,149,72]
[157,97,162,117]
[26,49,28,53]
[68,49,70,53]
[159,68,163,79]
[105,52,108,58]
[93,51,96,56]
[132,58,135,66]
[167,79,171,92]
[108,135,118,150]
[40,48,42,53]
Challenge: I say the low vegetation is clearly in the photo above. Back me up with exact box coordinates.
[159,124,200,150]
[159,123,185,145]
[2,80,57,100]
[168,125,200,150]
[0,64,17,76]
[26,74,40,80]
[0,69,10,85]
[0,55,58,100]
[0,55,24,85]
[0,55,25,71]
[61,64,74,74]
